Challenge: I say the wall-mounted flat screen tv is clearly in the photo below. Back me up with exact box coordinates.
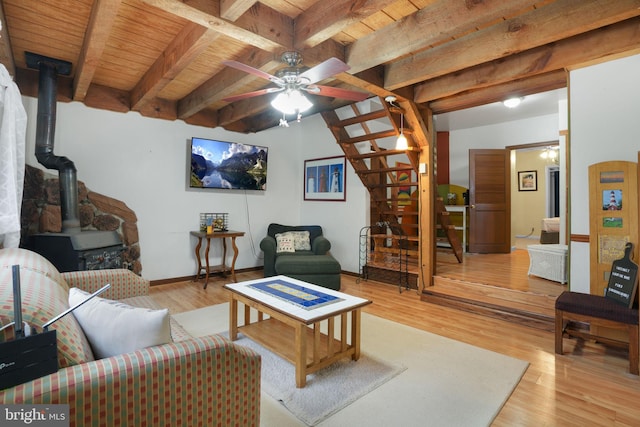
[190,137,268,190]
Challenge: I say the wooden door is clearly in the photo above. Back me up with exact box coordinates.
[468,149,511,253]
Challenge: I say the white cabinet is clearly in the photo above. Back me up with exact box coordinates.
[527,244,568,283]
[444,205,468,253]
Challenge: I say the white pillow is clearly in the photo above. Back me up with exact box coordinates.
[69,287,172,359]
[275,233,295,253]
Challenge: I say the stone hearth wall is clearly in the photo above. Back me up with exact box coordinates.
[20,165,142,274]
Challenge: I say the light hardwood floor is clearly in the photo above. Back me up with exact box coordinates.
[436,247,566,296]
[150,266,640,426]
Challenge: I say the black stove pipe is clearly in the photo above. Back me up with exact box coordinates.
[32,56,81,234]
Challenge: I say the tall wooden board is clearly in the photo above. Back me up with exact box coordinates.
[589,161,638,296]
[588,161,638,341]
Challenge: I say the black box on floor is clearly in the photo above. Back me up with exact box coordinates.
[540,230,559,244]
[0,330,58,390]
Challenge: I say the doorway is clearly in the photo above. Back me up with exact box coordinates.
[547,165,560,218]
[435,142,566,295]
[432,88,568,294]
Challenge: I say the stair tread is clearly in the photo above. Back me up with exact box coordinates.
[430,277,557,315]
[420,291,555,331]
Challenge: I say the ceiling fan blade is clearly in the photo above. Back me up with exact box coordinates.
[223,87,283,103]
[298,58,350,84]
[305,85,369,102]
[223,60,283,84]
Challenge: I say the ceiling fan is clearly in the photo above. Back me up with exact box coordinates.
[223,52,369,125]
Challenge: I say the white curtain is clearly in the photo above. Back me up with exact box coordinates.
[0,63,27,248]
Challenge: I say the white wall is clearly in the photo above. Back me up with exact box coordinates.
[447,113,561,248]
[296,113,369,276]
[21,97,366,280]
[569,53,640,293]
[512,149,552,237]
[448,114,559,188]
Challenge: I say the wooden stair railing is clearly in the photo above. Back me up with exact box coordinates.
[322,97,461,282]
[321,99,417,229]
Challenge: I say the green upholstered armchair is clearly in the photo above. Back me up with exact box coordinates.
[260,223,341,290]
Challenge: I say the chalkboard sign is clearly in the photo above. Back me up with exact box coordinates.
[605,242,638,308]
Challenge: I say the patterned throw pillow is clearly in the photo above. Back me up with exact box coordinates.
[288,231,311,251]
[275,231,311,252]
[275,233,295,253]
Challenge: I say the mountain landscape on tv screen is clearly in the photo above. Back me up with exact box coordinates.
[191,145,267,190]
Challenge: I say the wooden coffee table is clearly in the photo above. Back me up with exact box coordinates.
[224,275,372,388]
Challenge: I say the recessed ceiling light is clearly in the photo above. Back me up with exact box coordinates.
[503,97,524,108]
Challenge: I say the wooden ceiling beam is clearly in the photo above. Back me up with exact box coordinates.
[346,0,541,74]
[428,71,567,114]
[217,94,275,127]
[184,109,218,128]
[177,49,281,119]
[220,0,258,21]
[301,39,347,64]
[232,2,294,49]
[385,0,640,90]
[140,0,292,51]
[415,17,640,104]
[130,23,220,111]
[294,0,397,49]
[336,67,404,101]
[73,0,122,101]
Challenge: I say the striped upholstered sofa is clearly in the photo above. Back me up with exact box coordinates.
[0,248,261,426]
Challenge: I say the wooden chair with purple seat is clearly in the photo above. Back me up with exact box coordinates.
[555,243,639,374]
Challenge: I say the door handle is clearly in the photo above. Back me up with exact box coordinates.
[470,204,476,209]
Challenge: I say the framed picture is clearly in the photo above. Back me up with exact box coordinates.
[518,170,537,191]
[602,189,622,211]
[304,156,346,201]
[394,162,413,207]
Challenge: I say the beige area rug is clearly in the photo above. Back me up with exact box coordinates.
[173,303,529,427]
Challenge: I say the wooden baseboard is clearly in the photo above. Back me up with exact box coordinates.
[149,266,264,286]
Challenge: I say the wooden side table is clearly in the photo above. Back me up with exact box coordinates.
[190,230,245,288]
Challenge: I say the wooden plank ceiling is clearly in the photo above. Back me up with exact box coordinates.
[1,0,639,133]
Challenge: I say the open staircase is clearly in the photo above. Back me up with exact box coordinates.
[321,97,554,330]
[321,97,462,288]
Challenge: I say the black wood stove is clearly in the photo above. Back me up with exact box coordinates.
[26,53,124,272]
[30,231,123,272]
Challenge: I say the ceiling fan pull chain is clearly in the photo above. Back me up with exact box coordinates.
[279,113,289,128]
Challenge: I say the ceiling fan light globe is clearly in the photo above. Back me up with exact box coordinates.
[271,93,296,114]
[290,90,313,112]
[271,90,313,115]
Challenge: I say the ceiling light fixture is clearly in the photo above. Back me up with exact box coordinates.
[385,96,408,150]
[503,96,524,108]
[271,89,313,115]
[396,112,408,150]
[271,89,313,127]
[540,146,559,163]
